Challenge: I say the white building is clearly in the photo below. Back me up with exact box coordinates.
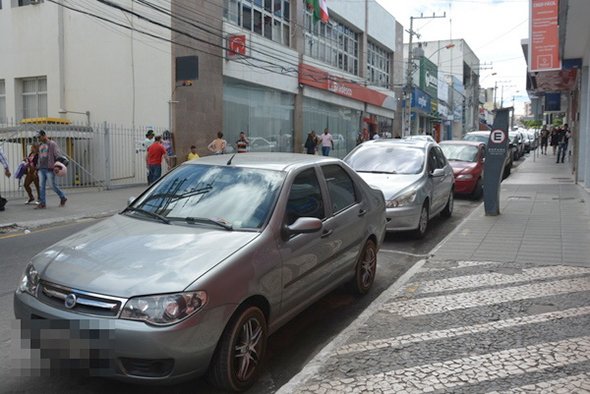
[0,0,171,128]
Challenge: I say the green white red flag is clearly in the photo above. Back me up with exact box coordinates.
[306,0,329,23]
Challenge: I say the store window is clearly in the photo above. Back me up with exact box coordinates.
[303,97,361,158]
[367,41,391,88]
[20,76,47,119]
[225,0,290,46]
[223,78,294,152]
[0,80,6,123]
[304,14,358,76]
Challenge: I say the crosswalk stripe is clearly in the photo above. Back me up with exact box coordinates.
[296,337,590,393]
[336,306,590,355]
[485,372,590,393]
[382,277,590,317]
[415,265,590,294]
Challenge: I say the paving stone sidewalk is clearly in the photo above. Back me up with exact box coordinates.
[277,152,590,393]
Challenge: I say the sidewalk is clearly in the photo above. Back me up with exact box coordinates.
[0,185,148,232]
[279,150,590,393]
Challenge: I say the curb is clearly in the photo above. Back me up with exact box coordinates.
[0,210,118,234]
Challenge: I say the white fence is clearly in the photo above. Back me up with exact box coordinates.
[0,121,167,200]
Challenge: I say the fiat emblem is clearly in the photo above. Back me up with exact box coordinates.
[64,293,77,309]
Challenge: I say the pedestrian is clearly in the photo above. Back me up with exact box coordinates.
[23,143,40,204]
[236,131,250,153]
[319,128,334,156]
[36,130,67,209]
[540,125,549,155]
[186,145,200,161]
[144,129,155,150]
[556,126,570,164]
[0,145,11,211]
[207,131,227,155]
[304,131,318,154]
[549,127,559,155]
[146,135,169,185]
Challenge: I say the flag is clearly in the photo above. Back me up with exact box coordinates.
[306,0,329,23]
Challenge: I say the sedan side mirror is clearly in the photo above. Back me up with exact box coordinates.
[430,168,445,178]
[282,217,322,240]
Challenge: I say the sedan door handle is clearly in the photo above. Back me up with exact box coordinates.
[358,209,368,217]
[320,229,334,238]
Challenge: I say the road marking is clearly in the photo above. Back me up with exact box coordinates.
[415,265,590,294]
[336,306,590,355]
[382,277,590,317]
[296,337,590,393]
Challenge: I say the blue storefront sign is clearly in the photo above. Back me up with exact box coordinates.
[411,87,432,114]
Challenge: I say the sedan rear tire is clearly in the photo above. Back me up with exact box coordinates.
[349,239,377,295]
[208,306,267,392]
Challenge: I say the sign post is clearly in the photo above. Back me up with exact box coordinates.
[483,108,511,216]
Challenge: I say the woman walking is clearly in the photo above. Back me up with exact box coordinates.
[550,127,559,156]
[23,143,40,204]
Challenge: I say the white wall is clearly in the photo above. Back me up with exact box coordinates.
[0,1,171,128]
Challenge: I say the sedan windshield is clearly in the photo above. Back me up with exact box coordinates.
[440,144,479,162]
[345,145,425,174]
[126,165,285,230]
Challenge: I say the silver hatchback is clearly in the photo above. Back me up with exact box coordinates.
[344,139,455,238]
[13,153,386,391]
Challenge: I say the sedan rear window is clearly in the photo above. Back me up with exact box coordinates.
[128,165,285,230]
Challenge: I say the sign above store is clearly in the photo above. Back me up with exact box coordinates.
[299,64,396,110]
[227,34,247,58]
[529,0,561,72]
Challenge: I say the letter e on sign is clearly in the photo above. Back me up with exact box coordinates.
[491,129,506,144]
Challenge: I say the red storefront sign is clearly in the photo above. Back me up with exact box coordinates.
[227,34,247,58]
[298,64,395,110]
[529,0,561,72]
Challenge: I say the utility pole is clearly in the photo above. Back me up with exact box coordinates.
[404,12,446,137]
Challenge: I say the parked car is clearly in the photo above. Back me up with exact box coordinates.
[527,130,539,151]
[248,136,276,152]
[344,138,454,239]
[13,153,386,391]
[463,130,513,179]
[439,140,486,199]
[509,130,525,160]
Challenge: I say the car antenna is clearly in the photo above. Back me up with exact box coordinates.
[226,153,236,165]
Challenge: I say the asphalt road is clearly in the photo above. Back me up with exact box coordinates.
[0,197,481,394]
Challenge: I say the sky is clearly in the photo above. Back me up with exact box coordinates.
[378,0,530,114]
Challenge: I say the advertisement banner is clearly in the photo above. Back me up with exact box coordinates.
[411,87,431,114]
[529,0,561,72]
[420,57,438,98]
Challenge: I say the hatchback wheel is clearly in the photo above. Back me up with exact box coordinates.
[350,239,377,295]
[413,203,429,239]
[208,306,267,392]
[441,191,453,218]
[471,178,483,200]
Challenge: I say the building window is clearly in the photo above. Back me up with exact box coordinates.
[225,0,290,46]
[18,0,42,6]
[21,76,47,119]
[0,80,6,123]
[304,13,358,76]
[367,41,391,88]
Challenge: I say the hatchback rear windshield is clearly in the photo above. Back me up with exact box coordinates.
[440,144,479,162]
[345,144,425,174]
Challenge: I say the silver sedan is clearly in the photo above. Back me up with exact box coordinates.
[13,153,386,391]
[344,139,455,238]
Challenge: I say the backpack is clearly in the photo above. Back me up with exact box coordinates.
[14,161,27,180]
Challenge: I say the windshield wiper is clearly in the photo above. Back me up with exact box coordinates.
[357,170,398,174]
[172,216,233,231]
[123,207,170,224]
[144,186,213,203]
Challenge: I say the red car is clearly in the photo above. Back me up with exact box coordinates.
[439,140,485,199]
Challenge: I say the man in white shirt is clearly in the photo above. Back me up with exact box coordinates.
[0,145,11,211]
[320,128,334,156]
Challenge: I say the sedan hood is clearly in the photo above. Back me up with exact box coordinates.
[449,161,477,174]
[32,214,260,298]
[356,173,421,199]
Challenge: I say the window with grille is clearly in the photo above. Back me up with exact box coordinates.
[224,0,290,46]
[21,76,47,119]
[367,41,391,88]
[304,13,358,76]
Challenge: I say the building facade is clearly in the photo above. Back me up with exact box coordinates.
[172,0,400,158]
[0,1,171,128]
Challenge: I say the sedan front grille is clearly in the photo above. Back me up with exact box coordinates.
[38,281,127,318]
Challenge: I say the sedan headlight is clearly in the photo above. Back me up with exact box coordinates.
[120,291,208,326]
[386,190,417,208]
[16,263,40,297]
[456,174,474,180]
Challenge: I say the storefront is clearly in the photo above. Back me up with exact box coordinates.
[223,78,295,152]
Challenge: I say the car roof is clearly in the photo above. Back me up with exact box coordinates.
[464,131,491,136]
[439,140,484,147]
[182,152,342,172]
[361,138,433,149]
